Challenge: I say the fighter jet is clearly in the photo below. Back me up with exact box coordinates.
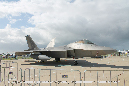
[15,35,116,65]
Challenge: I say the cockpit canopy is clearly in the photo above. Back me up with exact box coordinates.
[75,39,94,44]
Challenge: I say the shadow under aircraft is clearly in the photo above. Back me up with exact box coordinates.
[21,59,129,69]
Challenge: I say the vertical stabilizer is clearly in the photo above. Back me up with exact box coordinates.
[46,37,56,48]
[25,35,39,50]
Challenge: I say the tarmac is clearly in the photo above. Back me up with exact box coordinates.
[0,56,129,86]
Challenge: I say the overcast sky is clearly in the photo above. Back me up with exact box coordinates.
[0,0,129,54]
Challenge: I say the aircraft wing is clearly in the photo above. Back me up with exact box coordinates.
[32,46,74,58]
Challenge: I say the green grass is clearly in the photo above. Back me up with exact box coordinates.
[2,58,15,60]
[2,56,33,60]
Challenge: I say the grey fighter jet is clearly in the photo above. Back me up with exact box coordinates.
[15,35,116,64]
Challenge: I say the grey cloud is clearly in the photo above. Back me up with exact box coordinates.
[0,0,129,53]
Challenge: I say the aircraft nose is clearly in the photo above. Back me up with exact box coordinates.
[104,47,117,54]
[109,48,117,53]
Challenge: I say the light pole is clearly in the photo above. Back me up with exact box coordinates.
[84,70,87,86]
[39,69,40,86]
[24,70,25,86]
[71,70,81,86]
[25,68,30,86]
[3,63,7,85]
[40,69,64,86]
[12,61,18,81]
[34,69,35,86]
[20,68,22,86]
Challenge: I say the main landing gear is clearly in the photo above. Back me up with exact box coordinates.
[40,60,44,63]
[73,57,78,65]
[74,60,78,65]
[55,58,60,62]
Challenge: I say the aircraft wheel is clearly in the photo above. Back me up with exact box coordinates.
[40,60,44,63]
[55,58,60,62]
[74,60,78,65]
